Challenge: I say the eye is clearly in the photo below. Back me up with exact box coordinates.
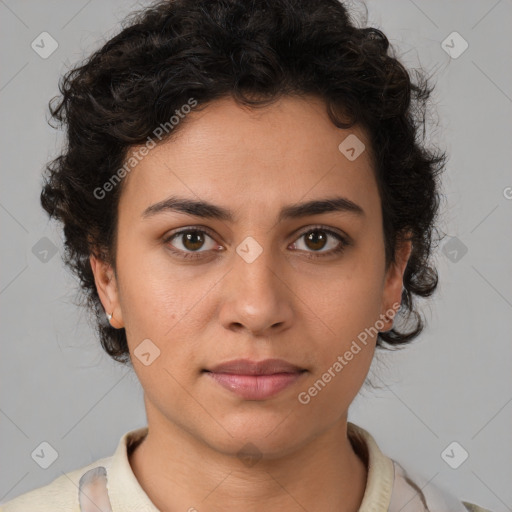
[290,226,350,258]
[164,228,221,260]
[164,225,350,261]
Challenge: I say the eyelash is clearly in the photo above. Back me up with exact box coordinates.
[163,225,350,261]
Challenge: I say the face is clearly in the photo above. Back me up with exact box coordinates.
[91,95,411,456]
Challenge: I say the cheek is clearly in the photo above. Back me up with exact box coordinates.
[116,242,185,331]
[294,260,383,408]
[296,268,381,413]
[302,255,384,349]
[116,250,214,374]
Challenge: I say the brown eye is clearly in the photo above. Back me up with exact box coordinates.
[180,231,207,251]
[290,227,350,258]
[304,230,329,251]
[164,225,350,261]
[165,228,219,259]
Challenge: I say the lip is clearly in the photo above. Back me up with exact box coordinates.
[203,358,307,400]
[206,358,304,375]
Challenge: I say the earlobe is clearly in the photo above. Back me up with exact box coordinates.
[89,255,124,329]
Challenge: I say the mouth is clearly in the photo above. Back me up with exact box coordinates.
[203,358,307,400]
[204,358,306,375]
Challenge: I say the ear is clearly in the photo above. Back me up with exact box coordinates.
[89,255,124,329]
[380,234,413,330]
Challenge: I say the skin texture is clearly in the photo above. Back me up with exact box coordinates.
[90,95,412,512]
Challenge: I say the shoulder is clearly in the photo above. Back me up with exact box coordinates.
[346,422,494,512]
[0,455,111,512]
[390,458,493,512]
[0,426,149,512]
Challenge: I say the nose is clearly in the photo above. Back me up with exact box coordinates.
[217,243,293,338]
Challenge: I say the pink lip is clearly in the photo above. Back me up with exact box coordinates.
[205,372,305,400]
[204,358,306,400]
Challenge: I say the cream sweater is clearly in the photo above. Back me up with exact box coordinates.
[0,422,492,512]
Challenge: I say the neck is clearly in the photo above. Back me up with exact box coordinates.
[129,407,368,512]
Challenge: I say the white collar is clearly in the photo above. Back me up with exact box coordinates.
[102,422,395,511]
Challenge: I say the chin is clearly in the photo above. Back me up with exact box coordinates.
[198,412,312,460]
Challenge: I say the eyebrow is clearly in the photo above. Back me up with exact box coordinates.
[141,195,365,223]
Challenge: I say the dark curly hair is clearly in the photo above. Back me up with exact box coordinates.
[41,0,447,366]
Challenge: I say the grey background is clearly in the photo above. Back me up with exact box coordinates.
[1,0,511,510]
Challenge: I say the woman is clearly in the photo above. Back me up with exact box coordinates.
[0,0,493,511]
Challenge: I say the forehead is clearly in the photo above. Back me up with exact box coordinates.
[117,95,380,224]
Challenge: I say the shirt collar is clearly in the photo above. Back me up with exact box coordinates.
[104,422,395,512]
[105,426,158,512]
[347,422,395,511]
